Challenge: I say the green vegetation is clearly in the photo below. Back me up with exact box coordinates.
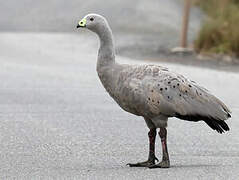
[194,0,239,57]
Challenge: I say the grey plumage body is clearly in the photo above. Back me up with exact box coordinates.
[77,13,231,168]
[99,62,231,130]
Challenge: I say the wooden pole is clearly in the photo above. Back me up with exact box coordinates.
[180,0,191,48]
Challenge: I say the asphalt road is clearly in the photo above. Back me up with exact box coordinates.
[0,32,239,179]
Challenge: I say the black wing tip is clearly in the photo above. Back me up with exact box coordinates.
[175,113,230,134]
[206,119,230,134]
[203,118,230,134]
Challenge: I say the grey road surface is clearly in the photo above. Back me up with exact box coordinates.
[0,32,239,179]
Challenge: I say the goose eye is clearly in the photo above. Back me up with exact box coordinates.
[90,17,94,21]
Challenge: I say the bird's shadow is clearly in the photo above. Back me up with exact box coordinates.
[124,163,222,169]
[170,164,221,169]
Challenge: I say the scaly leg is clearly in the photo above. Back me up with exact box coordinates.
[127,128,159,167]
[149,127,170,168]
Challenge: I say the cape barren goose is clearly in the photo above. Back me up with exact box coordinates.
[76,14,231,168]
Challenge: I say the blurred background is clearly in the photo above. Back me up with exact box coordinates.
[0,0,202,60]
[1,0,238,69]
[0,0,238,179]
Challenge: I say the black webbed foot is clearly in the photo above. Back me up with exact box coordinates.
[127,156,159,167]
[148,160,170,168]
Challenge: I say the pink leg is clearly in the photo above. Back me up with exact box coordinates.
[148,128,158,162]
[149,128,170,168]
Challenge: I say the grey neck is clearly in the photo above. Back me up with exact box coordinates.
[96,24,115,70]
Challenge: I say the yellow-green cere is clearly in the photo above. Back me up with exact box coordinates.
[78,18,87,27]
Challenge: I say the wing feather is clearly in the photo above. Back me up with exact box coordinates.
[138,65,231,121]
[117,64,231,128]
